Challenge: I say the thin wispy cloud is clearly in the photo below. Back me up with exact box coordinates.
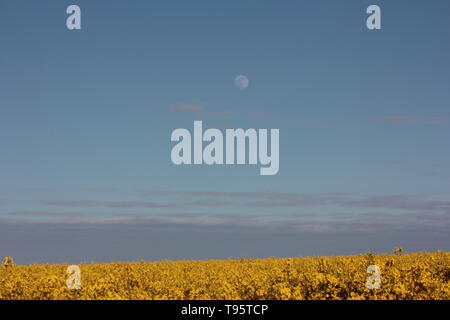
[42,200,176,209]
[172,104,203,114]
[1,209,448,234]
[8,211,87,218]
[171,102,232,117]
[248,112,330,127]
[388,161,450,168]
[377,116,449,126]
[8,190,449,246]
[138,190,450,213]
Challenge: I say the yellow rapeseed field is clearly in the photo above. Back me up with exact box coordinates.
[0,251,448,300]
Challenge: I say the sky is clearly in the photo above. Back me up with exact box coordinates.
[0,0,449,264]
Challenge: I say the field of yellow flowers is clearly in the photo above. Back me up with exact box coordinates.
[1,251,448,300]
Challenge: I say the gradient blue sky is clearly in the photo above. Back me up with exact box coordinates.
[1,1,449,264]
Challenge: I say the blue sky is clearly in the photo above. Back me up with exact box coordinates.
[1,0,449,263]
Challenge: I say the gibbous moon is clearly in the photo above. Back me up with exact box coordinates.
[234,75,249,89]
